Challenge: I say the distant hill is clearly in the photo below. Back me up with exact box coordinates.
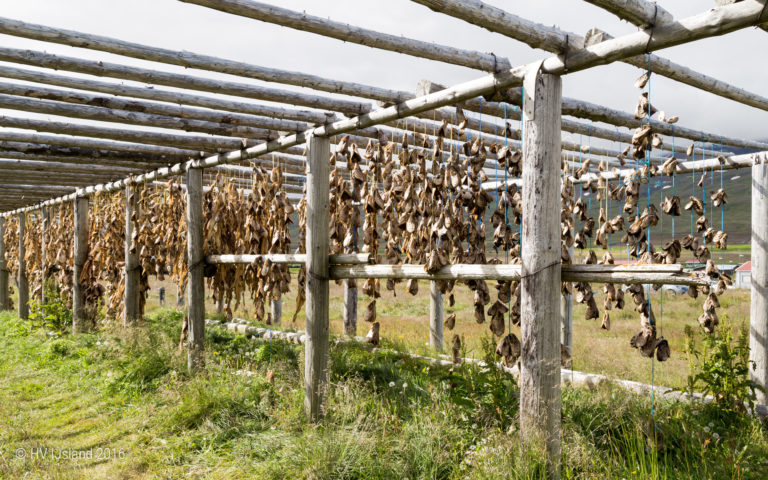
[580,166,752,245]
[579,142,760,245]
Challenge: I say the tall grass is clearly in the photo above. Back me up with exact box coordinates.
[0,309,766,479]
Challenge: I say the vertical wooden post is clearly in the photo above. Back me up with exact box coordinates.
[216,297,224,314]
[41,209,49,305]
[0,217,8,311]
[124,185,140,326]
[343,181,359,336]
[271,297,282,325]
[429,281,444,351]
[304,134,330,421]
[72,197,89,333]
[186,167,205,372]
[560,247,574,358]
[343,280,357,335]
[750,156,768,406]
[520,71,562,479]
[17,212,28,319]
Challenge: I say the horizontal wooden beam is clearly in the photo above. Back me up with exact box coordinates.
[419,79,732,156]
[178,0,510,72]
[0,65,332,125]
[0,131,203,158]
[0,81,310,133]
[329,263,709,286]
[0,158,144,175]
[205,253,372,265]
[484,151,766,191]
[0,93,277,142]
[583,0,674,28]
[488,86,750,151]
[411,0,768,115]
[0,46,371,116]
[0,114,260,152]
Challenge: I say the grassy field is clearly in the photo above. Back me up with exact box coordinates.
[146,274,752,391]
[1,310,767,479]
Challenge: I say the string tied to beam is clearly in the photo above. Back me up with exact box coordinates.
[643,5,659,53]
[645,53,656,418]
[755,1,768,26]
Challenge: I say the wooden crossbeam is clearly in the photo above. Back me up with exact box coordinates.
[178,0,510,72]
[411,0,768,114]
[584,0,674,28]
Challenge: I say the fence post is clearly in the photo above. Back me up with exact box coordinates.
[271,297,282,325]
[41,209,49,305]
[561,247,574,358]
[72,197,89,332]
[343,182,359,336]
[18,212,28,319]
[519,71,562,479]
[429,281,444,351]
[750,154,768,405]
[304,134,330,421]
[0,217,8,310]
[186,167,205,372]
[124,185,141,326]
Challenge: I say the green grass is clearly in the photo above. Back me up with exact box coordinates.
[147,273,753,391]
[1,310,767,479]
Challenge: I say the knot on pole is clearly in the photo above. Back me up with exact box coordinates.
[520,261,560,280]
[755,1,768,26]
[308,270,329,282]
[643,6,658,54]
[561,34,570,72]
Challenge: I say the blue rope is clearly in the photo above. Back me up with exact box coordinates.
[647,54,656,417]
[702,133,707,220]
[691,139,695,236]
[503,103,511,333]
[672,126,676,239]
[587,124,592,249]
[518,87,523,241]
[720,136,725,267]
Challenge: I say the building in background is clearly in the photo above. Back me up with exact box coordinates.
[735,261,752,289]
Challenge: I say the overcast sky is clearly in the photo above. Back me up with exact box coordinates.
[0,0,766,146]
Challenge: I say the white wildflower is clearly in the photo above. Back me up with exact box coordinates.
[704,426,710,433]
[389,381,395,388]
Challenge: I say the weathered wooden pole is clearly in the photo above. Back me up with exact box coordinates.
[750,156,768,406]
[519,71,562,478]
[343,181,359,336]
[0,217,8,310]
[17,212,28,319]
[186,167,205,372]
[40,208,49,305]
[124,185,140,326]
[429,281,444,351]
[342,282,357,335]
[304,134,331,421]
[215,296,224,314]
[271,297,282,325]
[560,247,574,357]
[72,196,89,332]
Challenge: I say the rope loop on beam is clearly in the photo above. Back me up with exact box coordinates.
[561,34,570,72]
[756,1,768,26]
[643,5,658,53]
